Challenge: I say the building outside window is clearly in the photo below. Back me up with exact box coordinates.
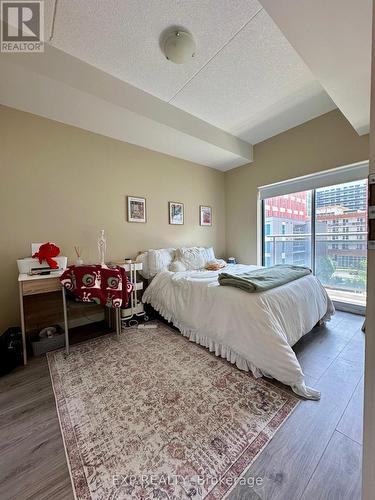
[263,179,367,308]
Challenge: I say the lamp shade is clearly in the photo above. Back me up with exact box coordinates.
[163,31,196,64]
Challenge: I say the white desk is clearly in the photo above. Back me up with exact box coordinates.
[18,272,69,364]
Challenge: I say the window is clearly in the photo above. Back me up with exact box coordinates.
[262,179,368,308]
[263,190,312,269]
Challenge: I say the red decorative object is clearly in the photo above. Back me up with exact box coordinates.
[32,242,61,269]
[60,265,132,308]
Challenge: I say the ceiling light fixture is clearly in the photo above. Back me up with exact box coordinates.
[163,30,196,64]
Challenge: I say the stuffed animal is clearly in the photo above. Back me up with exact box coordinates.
[205,260,226,271]
[32,242,60,269]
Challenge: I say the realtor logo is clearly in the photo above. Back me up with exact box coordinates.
[1,1,44,52]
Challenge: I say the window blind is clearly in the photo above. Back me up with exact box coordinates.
[258,161,369,200]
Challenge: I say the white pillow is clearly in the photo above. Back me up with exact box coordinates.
[176,247,206,270]
[200,246,215,263]
[148,248,175,276]
[136,247,217,277]
[169,260,187,272]
[136,248,175,278]
[216,258,227,267]
[135,252,150,279]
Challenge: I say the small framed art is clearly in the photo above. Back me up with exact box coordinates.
[200,205,212,226]
[127,196,146,223]
[169,201,184,225]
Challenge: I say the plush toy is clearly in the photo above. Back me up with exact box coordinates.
[205,260,226,271]
[32,242,60,269]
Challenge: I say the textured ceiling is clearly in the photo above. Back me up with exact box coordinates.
[45,0,262,101]
[44,0,336,145]
[170,8,336,141]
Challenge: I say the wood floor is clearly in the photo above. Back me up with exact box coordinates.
[0,311,364,500]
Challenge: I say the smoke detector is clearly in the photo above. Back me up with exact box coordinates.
[163,30,196,64]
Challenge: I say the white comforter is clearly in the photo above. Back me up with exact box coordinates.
[142,264,335,399]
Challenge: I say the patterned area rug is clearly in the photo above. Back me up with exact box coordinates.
[48,322,299,500]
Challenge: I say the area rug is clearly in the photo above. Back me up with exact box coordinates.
[47,322,299,500]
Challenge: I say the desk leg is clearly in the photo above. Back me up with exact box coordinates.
[19,283,27,365]
[62,287,69,356]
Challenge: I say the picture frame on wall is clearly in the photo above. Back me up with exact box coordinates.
[127,196,146,223]
[200,205,212,226]
[169,201,184,225]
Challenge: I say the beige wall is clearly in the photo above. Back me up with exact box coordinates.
[0,105,226,331]
[225,109,369,264]
[1,106,370,332]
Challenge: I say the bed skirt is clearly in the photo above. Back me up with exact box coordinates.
[149,301,269,380]
[146,300,323,400]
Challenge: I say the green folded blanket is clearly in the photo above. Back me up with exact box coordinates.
[218,264,312,293]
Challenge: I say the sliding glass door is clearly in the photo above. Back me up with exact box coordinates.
[262,179,367,308]
[315,180,367,307]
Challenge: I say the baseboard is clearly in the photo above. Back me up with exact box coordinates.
[333,300,366,316]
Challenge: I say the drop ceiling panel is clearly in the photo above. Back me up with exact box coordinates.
[46,0,262,102]
[170,9,335,142]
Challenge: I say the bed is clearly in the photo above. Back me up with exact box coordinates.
[139,249,335,400]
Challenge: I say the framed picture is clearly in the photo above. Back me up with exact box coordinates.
[200,205,212,226]
[169,201,184,225]
[127,196,146,223]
